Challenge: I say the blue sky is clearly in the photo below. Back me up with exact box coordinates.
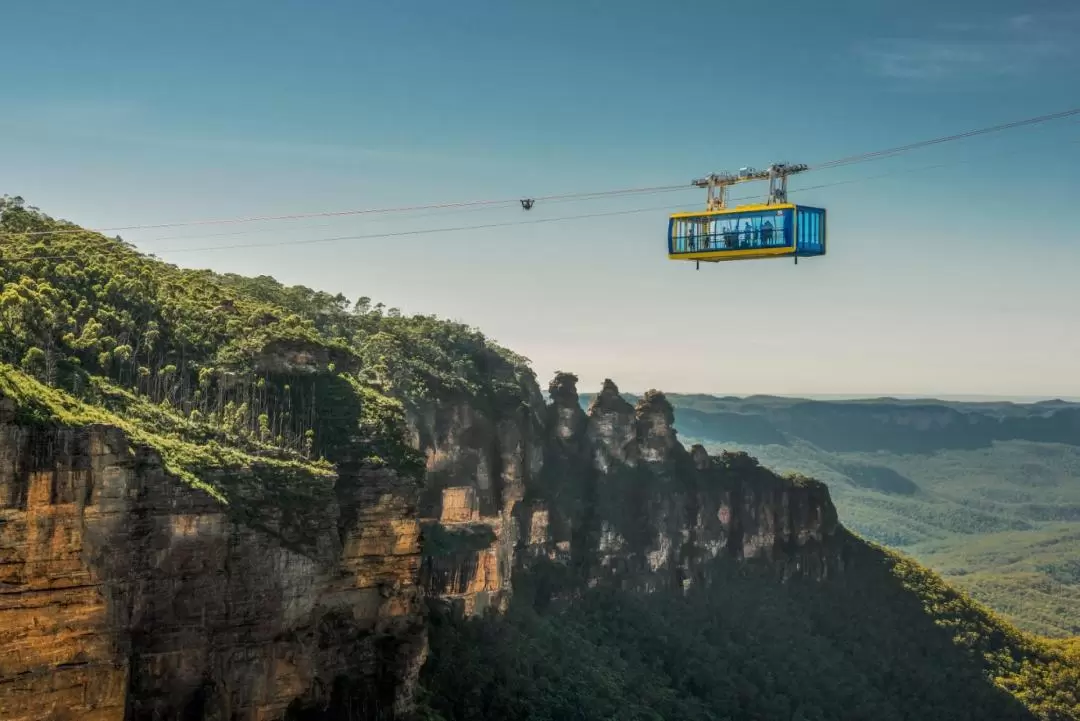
[2,0,1079,398]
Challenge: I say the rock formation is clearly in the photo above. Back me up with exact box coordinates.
[0,369,843,719]
[416,372,843,615]
[0,397,426,721]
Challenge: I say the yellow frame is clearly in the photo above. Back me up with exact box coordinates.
[668,203,798,262]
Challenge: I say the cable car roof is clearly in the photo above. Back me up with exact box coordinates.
[669,202,797,219]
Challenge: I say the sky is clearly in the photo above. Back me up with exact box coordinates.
[1,0,1079,399]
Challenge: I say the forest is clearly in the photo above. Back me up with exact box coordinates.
[0,194,533,503]
[415,543,1080,721]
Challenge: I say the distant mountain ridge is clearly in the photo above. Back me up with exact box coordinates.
[578,392,1080,453]
[581,392,1080,412]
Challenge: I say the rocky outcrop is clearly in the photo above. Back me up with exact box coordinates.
[0,397,425,721]
[416,372,844,614]
[410,384,546,616]
[537,375,842,591]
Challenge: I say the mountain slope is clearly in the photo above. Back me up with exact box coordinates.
[0,195,536,720]
[418,541,1080,721]
[410,382,1080,721]
[0,194,533,477]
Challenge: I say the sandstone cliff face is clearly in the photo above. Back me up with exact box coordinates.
[408,385,546,616]
[415,373,843,614]
[0,397,425,721]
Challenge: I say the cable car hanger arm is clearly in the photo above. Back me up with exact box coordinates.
[691,163,809,210]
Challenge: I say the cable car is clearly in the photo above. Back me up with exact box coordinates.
[668,163,826,266]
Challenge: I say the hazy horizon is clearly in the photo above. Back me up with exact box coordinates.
[571,387,1080,404]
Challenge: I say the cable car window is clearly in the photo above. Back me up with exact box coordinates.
[668,207,794,255]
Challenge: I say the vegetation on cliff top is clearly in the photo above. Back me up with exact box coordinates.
[0,195,532,500]
[0,364,333,501]
[416,540,1080,721]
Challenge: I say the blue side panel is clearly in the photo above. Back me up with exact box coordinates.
[795,206,827,256]
[667,217,675,254]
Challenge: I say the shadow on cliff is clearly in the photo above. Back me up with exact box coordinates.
[829,459,920,495]
[671,407,792,447]
[410,373,1071,720]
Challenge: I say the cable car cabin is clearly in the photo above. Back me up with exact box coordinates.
[667,203,826,264]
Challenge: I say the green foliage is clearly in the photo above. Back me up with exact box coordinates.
[212,272,534,413]
[712,438,1080,637]
[416,545,1080,721]
[907,526,1080,638]
[0,363,331,511]
[0,196,535,534]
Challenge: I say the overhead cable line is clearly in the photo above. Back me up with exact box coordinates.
[105,130,1080,247]
[809,106,1080,171]
[137,159,993,254]
[3,184,692,238]
[1,205,684,261]
[5,147,1057,263]
[91,186,693,245]
[3,105,1078,240]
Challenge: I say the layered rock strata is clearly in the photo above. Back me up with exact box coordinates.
[0,396,425,721]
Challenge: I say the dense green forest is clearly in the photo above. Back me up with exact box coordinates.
[578,392,1080,638]
[0,194,532,507]
[415,542,1080,721]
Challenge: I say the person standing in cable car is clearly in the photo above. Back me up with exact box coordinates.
[723,222,736,248]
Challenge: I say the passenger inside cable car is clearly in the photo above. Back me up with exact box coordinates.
[668,204,825,263]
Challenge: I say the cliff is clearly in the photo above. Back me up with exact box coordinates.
[414,378,1080,720]
[415,372,843,616]
[0,359,842,720]
[0,392,427,721]
[410,367,546,616]
[0,197,467,721]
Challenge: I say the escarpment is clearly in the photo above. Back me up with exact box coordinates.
[415,371,844,614]
[410,372,547,616]
[0,396,426,721]
[0,363,845,721]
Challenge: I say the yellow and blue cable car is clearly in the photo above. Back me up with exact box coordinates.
[668,164,826,266]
